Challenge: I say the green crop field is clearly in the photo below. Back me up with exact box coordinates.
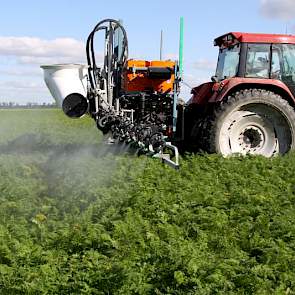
[0,109,295,294]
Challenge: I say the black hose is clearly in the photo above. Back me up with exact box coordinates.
[86,19,129,92]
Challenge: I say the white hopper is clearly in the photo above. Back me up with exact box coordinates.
[40,64,88,108]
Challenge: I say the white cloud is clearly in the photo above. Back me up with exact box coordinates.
[0,36,91,103]
[260,0,295,21]
[0,67,41,76]
[0,37,85,58]
[193,59,216,71]
[0,36,107,66]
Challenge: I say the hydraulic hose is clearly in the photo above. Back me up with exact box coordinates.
[86,19,128,92]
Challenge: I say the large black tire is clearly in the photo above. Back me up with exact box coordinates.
[204,89,295,156]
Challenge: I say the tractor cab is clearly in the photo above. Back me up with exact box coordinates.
[213,32,295,96]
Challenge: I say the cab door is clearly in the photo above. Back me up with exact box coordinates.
[272,44,295,96]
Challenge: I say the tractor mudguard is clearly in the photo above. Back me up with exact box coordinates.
[188,77,295,106]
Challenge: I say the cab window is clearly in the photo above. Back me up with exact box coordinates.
[216,44,240,81]
[246,44,270,78]
[281,44,295,76]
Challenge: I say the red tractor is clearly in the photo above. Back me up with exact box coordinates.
[186,32,295,157]
[41,20,295,168]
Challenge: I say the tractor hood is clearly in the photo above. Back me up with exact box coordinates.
[188,82,214,105]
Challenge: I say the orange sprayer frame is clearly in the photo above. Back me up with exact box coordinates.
[123,60,176,93]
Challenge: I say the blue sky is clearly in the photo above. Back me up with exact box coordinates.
[0,0,295,103]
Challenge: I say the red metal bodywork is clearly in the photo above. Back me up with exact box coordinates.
[187,82,214,105]
[215,32,295,47]
[188,78,295,105]
[231,32,295,44]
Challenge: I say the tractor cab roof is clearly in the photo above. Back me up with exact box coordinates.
[214,32,295,48]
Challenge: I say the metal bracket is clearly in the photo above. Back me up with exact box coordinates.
[156,142,180,170]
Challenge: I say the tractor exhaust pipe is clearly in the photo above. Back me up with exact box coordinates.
[40,64,89,118]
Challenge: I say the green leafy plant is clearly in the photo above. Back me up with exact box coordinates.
[0,110,295,294]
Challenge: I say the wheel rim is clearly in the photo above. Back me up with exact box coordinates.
[218,103,292,157]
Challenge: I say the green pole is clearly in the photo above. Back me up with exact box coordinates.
[172,17,184,133]
[178,16,184,79]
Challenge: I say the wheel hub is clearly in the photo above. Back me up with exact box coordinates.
[239,126,263,151]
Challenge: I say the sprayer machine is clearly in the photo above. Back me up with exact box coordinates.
[42,19,295,166]
[42,19,183,168]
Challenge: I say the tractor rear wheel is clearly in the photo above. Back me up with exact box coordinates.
[206,89,295,156]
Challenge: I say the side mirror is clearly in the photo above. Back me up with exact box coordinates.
[211,75,218,82]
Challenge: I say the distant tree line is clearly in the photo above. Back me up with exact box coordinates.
[0,101,57,109]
